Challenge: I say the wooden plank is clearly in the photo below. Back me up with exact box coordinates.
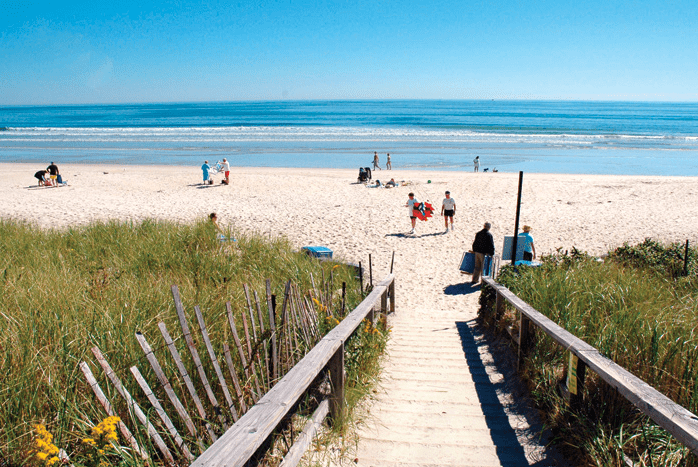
[266,279,279,382]
[240,308,264,398]
[134,332,202,446]
[482,276,698,456]
[194,305,239,423]
[91,347,175,463]
[254,290,272,388]
[226,301,259,403]
[278,399,330,467]
[171,285,228,430]
[130,366,195,461]
[222,343,248,413]
[79,362,146,458]
[192,274,394,467]
[159,322,218,443]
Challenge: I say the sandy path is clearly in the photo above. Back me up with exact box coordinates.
[3,164,697,465]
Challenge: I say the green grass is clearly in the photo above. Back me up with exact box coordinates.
[0,218,375,466]
[480,240,698,467]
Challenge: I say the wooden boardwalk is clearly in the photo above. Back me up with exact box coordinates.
[322,280,562,467]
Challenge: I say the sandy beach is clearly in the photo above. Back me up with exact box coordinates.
[4,163,698,464]
[5,163,698,264]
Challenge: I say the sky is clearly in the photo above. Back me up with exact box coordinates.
[1,0,697,105]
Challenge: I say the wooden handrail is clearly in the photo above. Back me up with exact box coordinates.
[482,276,698,455]
[191,274,395,467]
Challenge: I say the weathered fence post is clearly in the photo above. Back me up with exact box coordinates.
[565,352,587,409]
[389,279,395,314]
[517,313,530,371]
[328,344,346,424]
[495,290,505,321]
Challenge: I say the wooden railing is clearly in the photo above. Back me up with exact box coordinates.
[481,275,698,455]
[191,274,395,467]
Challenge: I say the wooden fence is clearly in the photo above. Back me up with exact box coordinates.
[79,272,395,466]
[481,275,698,456]
[191,274,395,466]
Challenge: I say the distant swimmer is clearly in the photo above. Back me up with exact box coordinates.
[386,153,392,170]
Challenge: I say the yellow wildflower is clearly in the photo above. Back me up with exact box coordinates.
[33,424,60,466]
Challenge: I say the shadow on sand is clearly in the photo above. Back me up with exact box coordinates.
[443,281,480,296]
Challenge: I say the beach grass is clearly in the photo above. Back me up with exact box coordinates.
[0,218,373,465]
[481,240,698,466]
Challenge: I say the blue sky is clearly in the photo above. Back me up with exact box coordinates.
[1,0,697,104]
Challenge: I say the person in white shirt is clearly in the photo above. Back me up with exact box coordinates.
[441,191,456,231]
[222,158,231,184]
[405,192,419,234]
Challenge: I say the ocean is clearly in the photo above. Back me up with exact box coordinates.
[1,100,697,176]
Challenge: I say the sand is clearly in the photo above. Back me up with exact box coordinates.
[3,163,698,465]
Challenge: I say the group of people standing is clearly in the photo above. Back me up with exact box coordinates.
[201,159,231,185]
[373,152,392,170]
[470,223,536,284]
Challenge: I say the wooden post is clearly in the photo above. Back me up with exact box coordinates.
[389,279,395,314]
[511,171,524,266]
[517,312,530,371]
[359,261,363,294]
[566,352,587,409]
[341,282,346,315]
[495,291,505,322]
[328,343,346,424]
[266,280,278,382]
[380,288,387,315]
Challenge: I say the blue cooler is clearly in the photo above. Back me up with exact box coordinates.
[302,246,333,259]
[459,252,491,275]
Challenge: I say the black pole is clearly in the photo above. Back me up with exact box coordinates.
[358,261,364,294]
[511,171,524,265]
[369,254,373,288]
[390,251,395,274]
[684,239,690,276]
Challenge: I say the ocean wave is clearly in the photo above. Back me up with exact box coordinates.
[3,126,697,145]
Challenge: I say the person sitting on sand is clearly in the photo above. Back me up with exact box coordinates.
[385,178,397,188]
[210,213,236,243]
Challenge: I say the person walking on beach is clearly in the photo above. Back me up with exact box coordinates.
[222,158,230,185]
[405,192,419,235]
[373,152,382,170]
[46,162,59,187]
[386,153,392,170]
[473,156,480,173]
[471,222,495,284]
[201,160,211,185]
[441,191,456,231]
[518,225,536,261]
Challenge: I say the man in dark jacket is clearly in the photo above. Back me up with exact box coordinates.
[472,222,495,284]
